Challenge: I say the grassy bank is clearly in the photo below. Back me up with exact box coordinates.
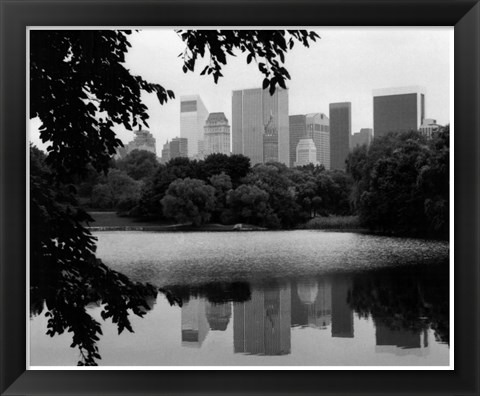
[298,215,364,231]
[85,212,266,232]
[86,212,364,233]
[86,212,174,228]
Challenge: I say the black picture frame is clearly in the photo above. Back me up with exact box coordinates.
[1,0,478,395]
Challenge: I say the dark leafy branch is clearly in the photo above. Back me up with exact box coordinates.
[176,30,320,94]
[30,30,174,181]
[30,29,318,365]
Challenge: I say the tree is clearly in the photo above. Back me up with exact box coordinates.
[90,169,141,211]
[116,149,159,180]
[346,130,449,238]
[417,126,450,239]
[243,162,300,228]
[226,184,274,227]
[161,178,216,226]
[30,30,174,180]
[209,172,233,222]
[134,157,205,219]
[30,29,320,364]
[203,153,251,186]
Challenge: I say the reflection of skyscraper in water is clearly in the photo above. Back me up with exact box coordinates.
[205,302,232,331]
[291,278,332,329]
[233,284,291,355]
[374,320,430,357]
[181,297,209,348]
[291,280,309,327]
[331,277,354,338]
[310,279,332,329]
[296,279,318,305]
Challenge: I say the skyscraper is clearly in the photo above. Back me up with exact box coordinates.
[294,139,318,167]
[180,95,209,158]
[329,102,351,170]
[306,113,330,169]
[160,140,171,164]
[289,113,330,169]
[350,128,373,150]
[373,86,426,139]
[289,115,307,167]
[169,137,188,159]
[204,112,231,156]
[263,112,278,163]
[232,88,289,166]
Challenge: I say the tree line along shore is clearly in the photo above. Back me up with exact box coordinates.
[33,126,448,240]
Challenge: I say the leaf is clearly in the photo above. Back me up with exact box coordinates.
[262,78,270,90]
[278,77,287,90]
[269,83,276,96]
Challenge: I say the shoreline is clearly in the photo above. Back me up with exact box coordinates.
[84,213,447,240]
[87,223,268,232]
[86,224,367,233]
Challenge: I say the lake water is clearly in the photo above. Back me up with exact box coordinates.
[30,230,450,367]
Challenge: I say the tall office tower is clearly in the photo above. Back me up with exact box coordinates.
[373,86,426,139]
[233,284,291,355]
[169,137,188,159]
[204,112,231,156]
[289,115,307,167]
[232,88,289,166]
[125,126,157,155]
[331,276,354,338]
[306,113,330,169]
[350,128,373,150]
[290,113,330,169]
[180,95,209,158]
[263,113,278,163]
[295,138,318,167]
[160,140,171,164]
[181,297,209,348]
[329,102,351,170]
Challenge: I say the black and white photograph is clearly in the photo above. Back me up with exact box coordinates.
[28,27,451,368]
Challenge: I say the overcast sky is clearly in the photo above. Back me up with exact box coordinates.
[30,27,452,153]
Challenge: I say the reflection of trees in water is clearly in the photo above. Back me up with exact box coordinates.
[30,274,159,365]
[348,264,449,345]
[162,281,251,305]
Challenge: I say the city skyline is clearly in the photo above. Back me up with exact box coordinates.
[29,27,451,154]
